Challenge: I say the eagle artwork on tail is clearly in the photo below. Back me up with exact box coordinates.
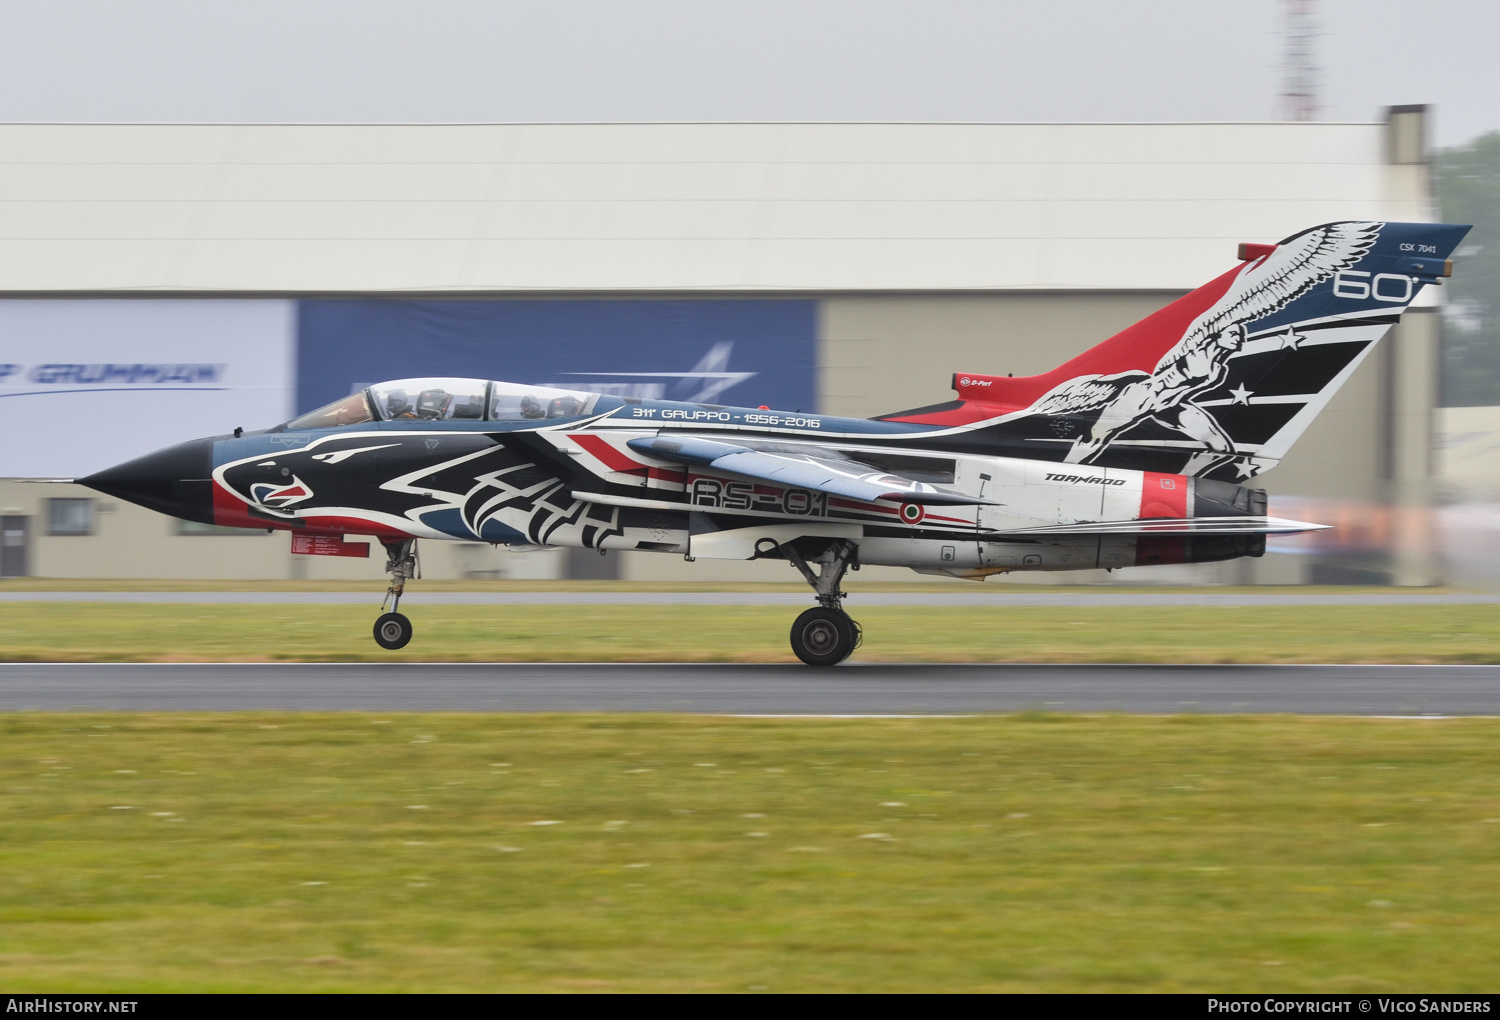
[1026,221,1383,473]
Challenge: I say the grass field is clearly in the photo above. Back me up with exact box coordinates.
[4,602,1500,663]
[1,713,1496,992]
[0,579,1463,594]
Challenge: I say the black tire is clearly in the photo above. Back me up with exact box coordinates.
[373,612,412,650]
[790,607,856,667]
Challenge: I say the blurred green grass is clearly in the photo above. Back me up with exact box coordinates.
[1,713,1496,992]
[5,602,1500,662]
[0,578,1466,593]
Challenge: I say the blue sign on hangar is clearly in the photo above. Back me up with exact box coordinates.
[0,297,818,478]
[295,299,818,417]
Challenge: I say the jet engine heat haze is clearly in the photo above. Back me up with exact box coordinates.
[80,221,1470,665]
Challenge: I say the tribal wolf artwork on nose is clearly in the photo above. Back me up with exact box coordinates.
[1023,221,1382,476]
[215,430,627,550]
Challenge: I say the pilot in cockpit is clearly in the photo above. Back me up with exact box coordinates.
[384,389,416,419]
[519,394,546,419]
[414,389,451,419]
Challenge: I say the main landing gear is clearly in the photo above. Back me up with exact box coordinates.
[373,539,418,650]
[782,539,862,666]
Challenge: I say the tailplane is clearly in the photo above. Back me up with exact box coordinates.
[882,221,1470,481]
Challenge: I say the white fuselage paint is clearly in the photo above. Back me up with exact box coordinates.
[532,430,1178,575]
[217,426,1201,577]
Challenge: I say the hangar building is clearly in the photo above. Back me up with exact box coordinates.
[0,109,1440,584]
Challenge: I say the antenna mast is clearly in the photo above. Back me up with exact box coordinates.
[1279,0,1321,121]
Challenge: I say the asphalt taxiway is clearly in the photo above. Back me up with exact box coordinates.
[1,662,1496,715]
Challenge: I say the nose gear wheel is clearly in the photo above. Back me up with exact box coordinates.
[373,538,419,649]
[374,612,412,650]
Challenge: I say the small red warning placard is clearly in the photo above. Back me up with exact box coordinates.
[290,534,370,558]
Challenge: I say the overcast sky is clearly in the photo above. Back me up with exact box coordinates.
[2,0,1496,149]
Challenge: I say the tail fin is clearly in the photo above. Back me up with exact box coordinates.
[883,221,1470,481]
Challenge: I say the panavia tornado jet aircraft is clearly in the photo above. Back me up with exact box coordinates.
[81,220,1469,664]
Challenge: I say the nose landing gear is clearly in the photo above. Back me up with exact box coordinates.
[374,611,412,650]
[373,538,418,650]
[782,539,862,666]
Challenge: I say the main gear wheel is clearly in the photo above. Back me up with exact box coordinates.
[790,606,858,666]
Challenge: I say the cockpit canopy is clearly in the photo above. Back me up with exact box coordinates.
[285,378,603,430]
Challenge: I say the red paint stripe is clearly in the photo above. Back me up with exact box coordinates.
[212,481,410,539]
[830,497,898,514]
[885,262,1245,426]
[1139,471,1188,519]
[298,514,413,539]
[570,433,648,475]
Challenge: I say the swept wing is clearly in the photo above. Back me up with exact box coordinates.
[626,435,997,506]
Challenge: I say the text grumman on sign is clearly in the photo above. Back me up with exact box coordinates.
[8,363,225,386]
[0,301,294,478]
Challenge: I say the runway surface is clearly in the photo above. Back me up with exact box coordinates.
[2,662,1497,715]
[4,592,1500,606]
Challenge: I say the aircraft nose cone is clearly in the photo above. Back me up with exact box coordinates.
[79,438,216,525]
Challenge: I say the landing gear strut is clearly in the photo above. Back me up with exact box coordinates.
[374,539,418,650]
[782,539,862,666]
